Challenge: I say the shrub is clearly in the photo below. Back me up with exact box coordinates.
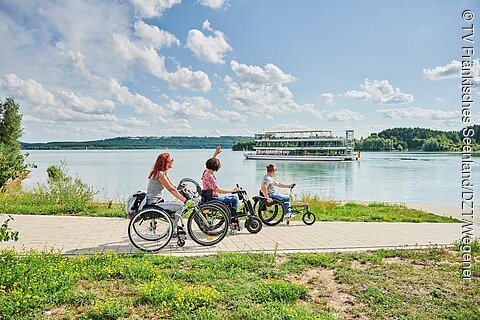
[0,216,18,242]
[34,162,94,214]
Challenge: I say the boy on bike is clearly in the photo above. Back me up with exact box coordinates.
[261,164,295,217]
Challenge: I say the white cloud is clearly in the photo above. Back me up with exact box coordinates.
[134,20,180,48]
[107,78,165,120]
[0,73,55,106]
[0,73,117,122]
[202,20,213,31]
[113,33,211,91]
[198,0,228,9]
[423,59,480,84]
[273,122,311,131]
[344,79,414,105]
[57,91,115,115]
[377,107,458,120]
[230,60,296,88]
[166,96,219,120]
[130,0,180,18]
[56,42,168,121]
[319,93,334,105]
[225,80,320,117]
[118,117,150,127]
[186,20,232,64]
[327,109,365,121]
[225,61,320,118]
[423,60,461,80]
[218,110,247,123]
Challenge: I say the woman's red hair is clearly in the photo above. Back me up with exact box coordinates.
[149,153,171,179]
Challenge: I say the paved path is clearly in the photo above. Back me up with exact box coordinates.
[0,213,464,256]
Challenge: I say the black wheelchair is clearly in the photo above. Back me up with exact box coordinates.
[178,178,262,234]
[253,184,316,226]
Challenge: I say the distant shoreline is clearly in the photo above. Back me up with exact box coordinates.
[21,148,479,154]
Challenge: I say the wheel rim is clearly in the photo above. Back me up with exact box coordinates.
[188,204,228,246]
[128,209,173,252]
[303,212,315,224]
[259,201,284,225]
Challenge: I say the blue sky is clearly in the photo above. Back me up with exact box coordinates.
[0,0,477,142]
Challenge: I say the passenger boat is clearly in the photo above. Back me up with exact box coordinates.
[243,129,358,162]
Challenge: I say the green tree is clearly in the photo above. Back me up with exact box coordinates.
[422,138,442,151]
[0,98,33,190]
[232,141,255,151]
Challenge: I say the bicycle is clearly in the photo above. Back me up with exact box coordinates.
[254,184,316,226]
[285,184,316,225]
[127,179,229,252]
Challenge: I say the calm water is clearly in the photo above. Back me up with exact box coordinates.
[21,150,473,205]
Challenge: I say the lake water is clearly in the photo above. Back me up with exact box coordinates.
[20,149,473,205]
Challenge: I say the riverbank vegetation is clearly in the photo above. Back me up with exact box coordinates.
[0,246,478,319]
[356,126,480,151]
[0,176,460,223]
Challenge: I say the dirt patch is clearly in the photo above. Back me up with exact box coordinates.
[290,268,365,320]
[44,305,67,317]
[350,260,369,270]
[383,257,430,268]
[275,254,288,266]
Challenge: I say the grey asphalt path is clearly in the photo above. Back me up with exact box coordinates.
[0,212,464,256]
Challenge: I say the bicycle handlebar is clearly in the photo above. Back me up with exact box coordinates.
[290,183,296,189]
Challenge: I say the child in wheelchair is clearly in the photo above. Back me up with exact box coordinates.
[261,163,295,218]
[201,146,240,228]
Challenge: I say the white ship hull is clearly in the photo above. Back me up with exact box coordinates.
[243,153,357,162]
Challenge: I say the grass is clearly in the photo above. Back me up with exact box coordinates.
[0,247,478,319]
[0,190,124,217]
[0,189,461,223]
[301,196,460,223]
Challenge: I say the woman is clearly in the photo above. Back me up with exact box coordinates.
[201,146,240,224]
[147,153,193,230]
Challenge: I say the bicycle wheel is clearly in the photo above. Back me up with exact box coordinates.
[128,208,173,252]
[302,211,316,225]
[187,203,229,246]
[257,199,285,226]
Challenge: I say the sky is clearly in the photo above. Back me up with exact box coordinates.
[0,0,478,142]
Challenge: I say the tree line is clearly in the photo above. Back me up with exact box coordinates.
[22,136,254,150]
[356,127,479,151]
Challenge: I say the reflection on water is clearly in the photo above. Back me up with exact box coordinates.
[21,150,471,204]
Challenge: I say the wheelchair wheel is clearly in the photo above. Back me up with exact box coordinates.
[187,203,229,246]
[257,199,285,226]
[245,216,262,234]
[205,200,231,220]
[302,211,316,225]
[178,178,202,201]
[197,202,231,235]
[128,208,173,252]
